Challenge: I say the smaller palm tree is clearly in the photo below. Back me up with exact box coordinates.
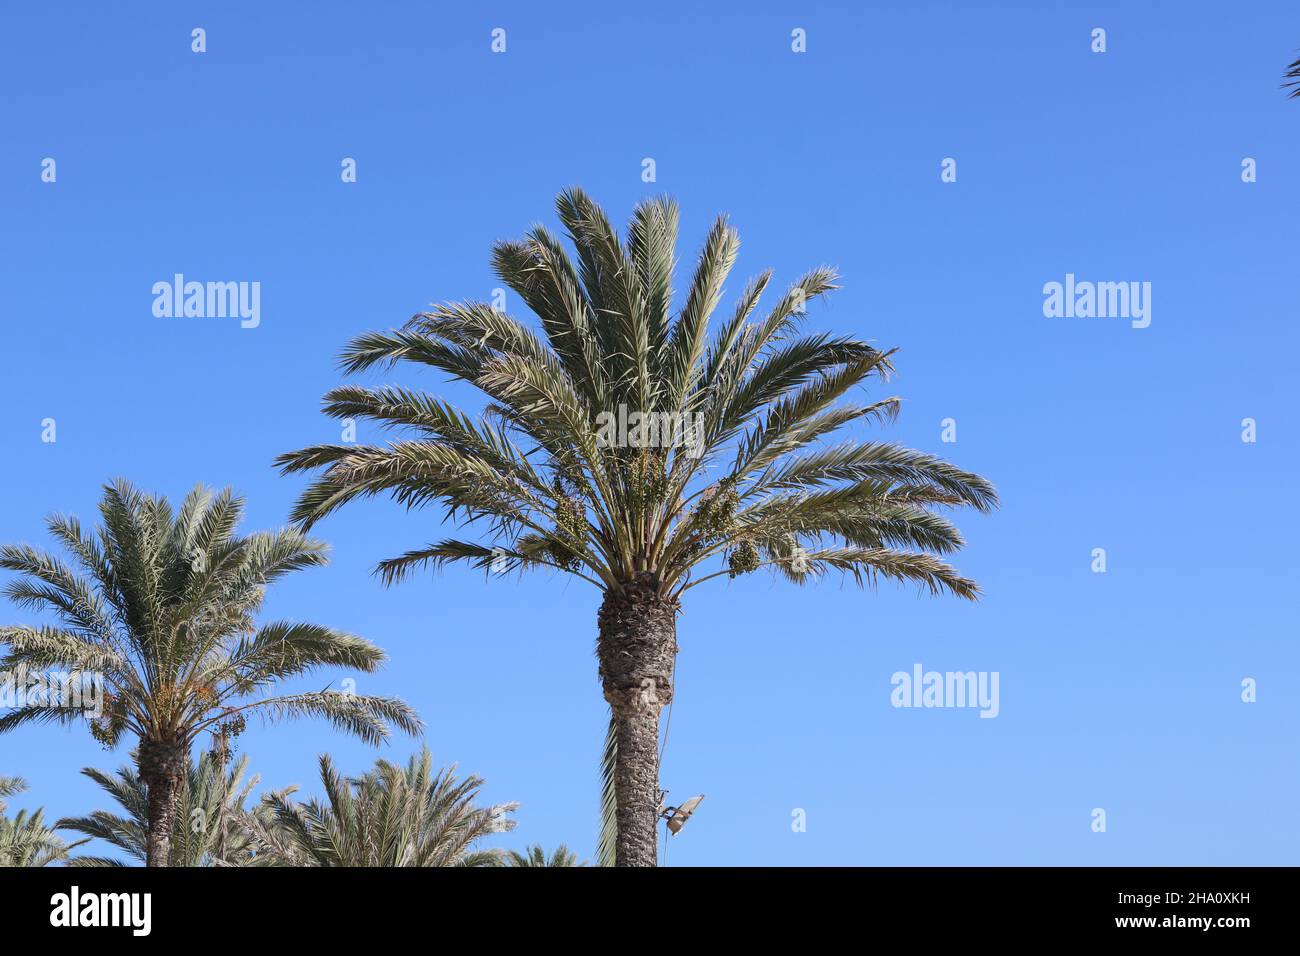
[506,843,584,867]
[0,480,421,866]
[244,748,516,866]
[57,749,270,866]
[1285,54,1300,97]
[0,775,87,866]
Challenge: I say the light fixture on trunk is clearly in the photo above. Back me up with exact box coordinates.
[660,792,705,835]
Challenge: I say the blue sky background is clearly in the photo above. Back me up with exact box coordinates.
[2,1,1298,865]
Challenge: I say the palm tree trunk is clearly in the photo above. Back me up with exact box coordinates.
[138,738,186,867]
[597,573,678,867]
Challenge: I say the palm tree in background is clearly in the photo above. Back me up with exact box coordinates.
[1,775,86,866]
[242,748,515,866]
[57,749,270,866]
[0,480,420,867]
[1284,54,1300,97]
[506,843,584,867]
[278,189,997,865]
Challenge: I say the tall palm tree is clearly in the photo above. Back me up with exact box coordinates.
[0,480,420,866]
[277,189,997,865]
[243,748,515,866]
[0,775,87,866]
[506,843,584,867]
[1284,53,1300,97]
[57,749,270,866]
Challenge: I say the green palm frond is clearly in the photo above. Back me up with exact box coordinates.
[596,715,618,868]
[0,775,26,808]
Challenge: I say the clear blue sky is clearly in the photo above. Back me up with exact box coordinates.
[2,1,1297,865]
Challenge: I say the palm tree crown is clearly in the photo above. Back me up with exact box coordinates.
[279,189,994,596]
[244,749,516,866]
[506,843,584,867]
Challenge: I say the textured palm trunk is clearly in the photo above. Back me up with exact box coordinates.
[138,738,186,868]
[597,573,678,867]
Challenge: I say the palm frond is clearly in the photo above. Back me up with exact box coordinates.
[1284,54,1300,97]
[596,713,618,867]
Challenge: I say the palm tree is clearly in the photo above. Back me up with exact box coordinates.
[243,748,515,866]
[277,189,997,866]
[0,480,420,867]
[57,749,271,866]
[506,843,584,867]
[1285,54,1300,97]
[0,775,87,866]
